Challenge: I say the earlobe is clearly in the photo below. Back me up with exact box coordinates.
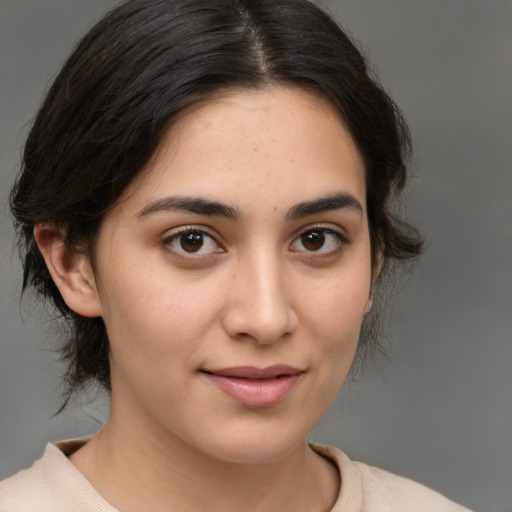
[365,293,374,314]
[372,250,384,282]
[366,251,383,314]
[34,223,102,318]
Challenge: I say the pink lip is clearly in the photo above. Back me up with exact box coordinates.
[201,365,303,407]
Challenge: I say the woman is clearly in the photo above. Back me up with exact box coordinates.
[1,0,472,510]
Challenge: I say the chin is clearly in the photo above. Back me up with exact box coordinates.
[200,428,306,466]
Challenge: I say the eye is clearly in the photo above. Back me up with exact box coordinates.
[163,228,223,256]
[290,227,346,254]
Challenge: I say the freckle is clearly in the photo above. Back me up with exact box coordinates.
[253,147,258,152]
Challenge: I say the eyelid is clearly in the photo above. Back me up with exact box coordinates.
[289,224,350,255]
[161,225,225,258]
[291,223,350,243]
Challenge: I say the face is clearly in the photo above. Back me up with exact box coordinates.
[90,87,372,464]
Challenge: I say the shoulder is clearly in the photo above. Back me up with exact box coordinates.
[0,445,57,512]
[0,441,116,512]
[311,444,473,512]
[354,460,472,512]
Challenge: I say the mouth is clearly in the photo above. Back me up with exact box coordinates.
[200,365,304,407]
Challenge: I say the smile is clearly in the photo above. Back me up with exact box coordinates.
[201,365,304,407]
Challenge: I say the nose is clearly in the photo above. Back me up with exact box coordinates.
[221,252,298,345]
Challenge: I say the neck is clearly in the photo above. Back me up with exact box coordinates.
[70,407,339,512]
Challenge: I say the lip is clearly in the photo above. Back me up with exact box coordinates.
[201,365,304,407]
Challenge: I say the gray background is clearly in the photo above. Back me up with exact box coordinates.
[0,1,510,511]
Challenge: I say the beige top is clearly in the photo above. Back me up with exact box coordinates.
[0,439,472,511]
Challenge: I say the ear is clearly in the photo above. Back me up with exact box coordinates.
[372,250,384,285]
[366,250,384,314]
[34,223,102,318]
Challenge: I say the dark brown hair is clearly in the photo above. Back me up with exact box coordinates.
[10,0,422,402]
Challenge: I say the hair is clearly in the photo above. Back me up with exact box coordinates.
[10,0,422,403]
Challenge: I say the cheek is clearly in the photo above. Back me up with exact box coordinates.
[293,279,368,427]
[300,263,371,382]
[98,263,224,366]
[306,271,370,337]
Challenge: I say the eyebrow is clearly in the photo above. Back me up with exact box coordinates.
[137,192,362,221]
[137,196,241,220]
[285,193,363,220]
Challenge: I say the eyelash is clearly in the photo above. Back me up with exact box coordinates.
[161,225,349,260]
[162,227,224,259]
[289,225,349,257]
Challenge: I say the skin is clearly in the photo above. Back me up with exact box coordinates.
[36,86,375,512]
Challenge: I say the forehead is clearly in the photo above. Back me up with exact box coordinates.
[117,86,366,217]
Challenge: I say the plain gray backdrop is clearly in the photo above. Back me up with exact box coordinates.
[0,1,511,511]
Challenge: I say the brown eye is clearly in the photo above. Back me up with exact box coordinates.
[165,229,221,256]
[300,230,325,251]
[180,231,204,253]
[291,228,346,255]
